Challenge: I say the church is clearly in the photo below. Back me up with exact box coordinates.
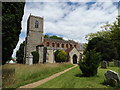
[24,15,82,65]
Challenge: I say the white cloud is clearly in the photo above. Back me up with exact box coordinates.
[12,38,25,57]
[12,1,118,57]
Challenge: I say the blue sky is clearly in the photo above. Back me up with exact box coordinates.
[12,0,119,57]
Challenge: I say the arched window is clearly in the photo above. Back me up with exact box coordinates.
[74,45,76,48]
[70,44,72,48]
[57,43,60,47]
[62,44,64,48]
[35,20,39,28]
[66,44,68,48]
[52,43,55,47]
[47,42,49,46]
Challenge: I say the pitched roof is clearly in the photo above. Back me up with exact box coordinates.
[44,38,78,44]
[65,47,74,53]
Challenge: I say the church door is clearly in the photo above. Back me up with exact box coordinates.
[73,54,77,64]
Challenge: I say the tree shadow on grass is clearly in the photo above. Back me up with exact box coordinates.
[74,73,85,77]
[75,73,100,78]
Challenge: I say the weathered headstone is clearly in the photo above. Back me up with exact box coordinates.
[114,60,120,67]
[108,78,117,87]
[101,61,107,69]
[106,61,109,67]
[104,70,120,86]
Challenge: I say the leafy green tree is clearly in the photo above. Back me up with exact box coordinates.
[2,2,25,65]
[55,50,68,62]
[16,41,25,64]
[44,35,49,38]
[85,27,112,41]
[31,51,39,64]
[44,35,63,40]
[85,16,120,60]
[86,37,118,61]
[50,35,63,40]
[79,50,101,77]
[110,17,120,60]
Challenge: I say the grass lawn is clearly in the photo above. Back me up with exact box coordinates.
[2,63,73,88]
[36,66,120,88]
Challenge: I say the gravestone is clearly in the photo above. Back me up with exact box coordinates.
[114,60,120,67]
[101,61,107,69]
[104,70,120,86]
[106,61,109,67]
[108,78,117,87]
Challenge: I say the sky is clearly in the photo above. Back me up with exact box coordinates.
[12,0,119,57]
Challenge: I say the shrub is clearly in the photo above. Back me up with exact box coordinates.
[31,51,39,64]
[78,50,101,77]
[55,50,68,62]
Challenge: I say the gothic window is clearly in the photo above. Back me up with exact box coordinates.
[47,42,49,46]
[70,44,72,48]
[52,43,55,47]
[35,20,39,28]
[74,45,76,48]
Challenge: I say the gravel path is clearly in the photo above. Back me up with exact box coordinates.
[17,64,77,89]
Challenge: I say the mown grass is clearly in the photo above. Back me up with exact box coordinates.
[2,63,73,88]
[36,65,119,88]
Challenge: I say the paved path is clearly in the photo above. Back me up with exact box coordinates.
[17,64,77,89]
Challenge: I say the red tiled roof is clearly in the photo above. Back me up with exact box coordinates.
[65,47,74,53]
[44,38,78,44]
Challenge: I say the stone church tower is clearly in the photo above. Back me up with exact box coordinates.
[24,15,44,64]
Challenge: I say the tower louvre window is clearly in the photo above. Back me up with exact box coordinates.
[35,20,39,28]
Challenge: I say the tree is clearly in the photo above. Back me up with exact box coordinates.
[44,35,63,40]
[31,51,39,64]
[55,50,68,62]
[85,26,112,41]
[16,41,25,64]
[85,16,120,60]
[50,35,63,40]
[110,17,120,60]
[79,50,101,77]
[86,37,118,61]
[2,2,25,65]
[44,35,49,38]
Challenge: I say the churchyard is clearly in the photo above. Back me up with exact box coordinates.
[2,63,73,88]
[2,2,120,89]
[2,61,120,88]
[35,65,119,88]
